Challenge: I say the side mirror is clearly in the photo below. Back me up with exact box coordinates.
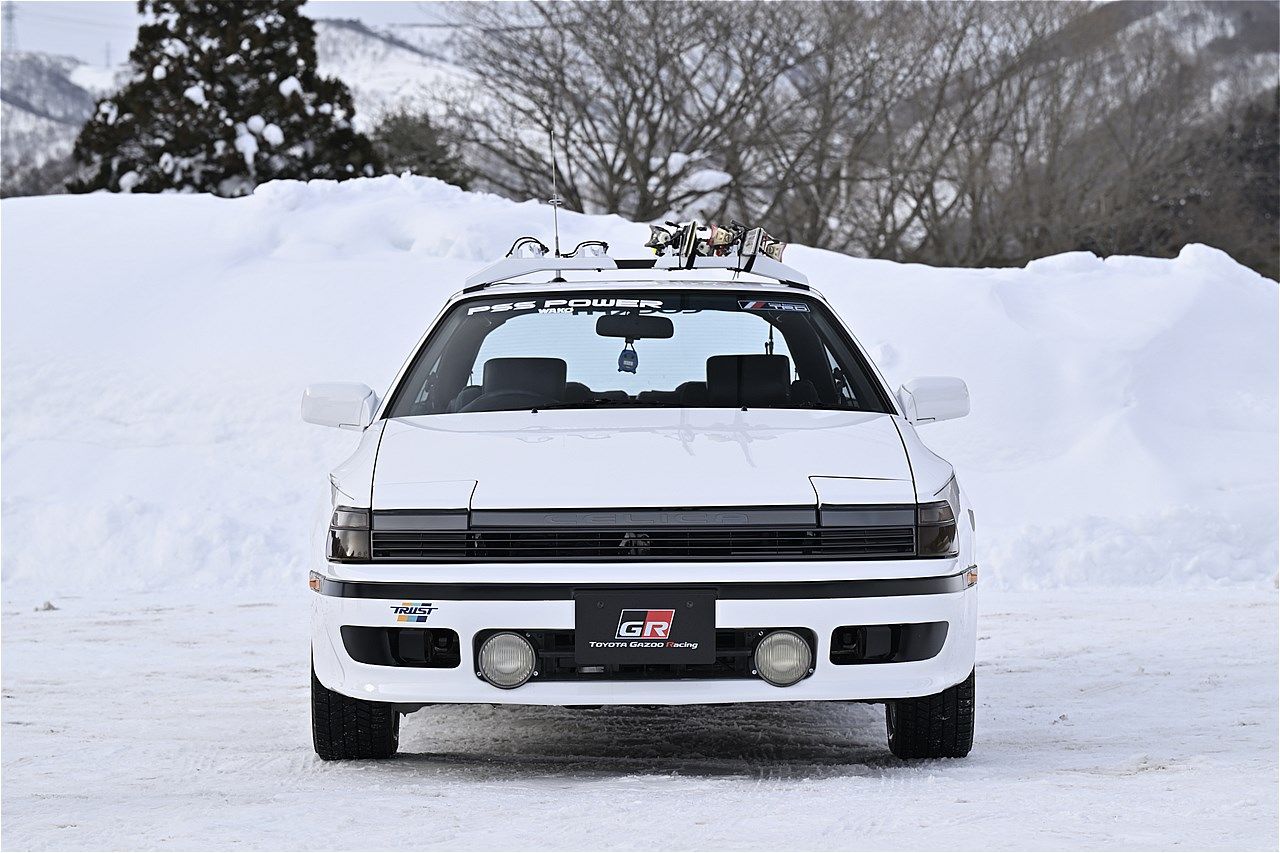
[897,377,969,424]
[301,383,378,430]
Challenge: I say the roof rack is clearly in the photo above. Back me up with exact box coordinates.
[462,254,809,291]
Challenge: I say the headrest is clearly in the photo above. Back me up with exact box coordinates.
[448,385,483,413]
[482,358,567,400]
[790,379,819,405]
[676,381,708,406]
[564,381,593,402]
[707,355,791,407]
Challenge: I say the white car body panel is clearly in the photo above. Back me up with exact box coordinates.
[312,587,977,705]
[373,478,476,513]
[372,409,913,510]
[328,421,384,506]
[808,474,918,505]
[894,419,957,498]
[308,274,977,708]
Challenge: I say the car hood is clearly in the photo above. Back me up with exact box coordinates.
[371,409,915,509]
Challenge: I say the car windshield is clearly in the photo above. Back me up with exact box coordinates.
[384,289,894,416]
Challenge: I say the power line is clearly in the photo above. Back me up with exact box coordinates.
[3,2,17,53]
[385,22,545,31]
[17,7,123,31]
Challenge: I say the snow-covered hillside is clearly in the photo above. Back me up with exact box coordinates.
[0,51,122,182]
[2,176,1276,598]
[2,178,1276,851]
[313,18,464,129]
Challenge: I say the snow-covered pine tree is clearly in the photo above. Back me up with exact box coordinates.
[68,0,380,196]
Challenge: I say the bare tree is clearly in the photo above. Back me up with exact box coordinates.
[447,1,814,221]
[441,0,1276,278]
[913,1,1099,265]
[725,2,932,249]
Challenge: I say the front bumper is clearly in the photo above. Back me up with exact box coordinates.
[311,560,977,706]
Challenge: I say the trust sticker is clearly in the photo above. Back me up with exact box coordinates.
[390,602,437,622]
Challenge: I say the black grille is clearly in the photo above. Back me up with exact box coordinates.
[371,525,915,562]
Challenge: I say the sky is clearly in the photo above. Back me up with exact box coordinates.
[2,0,451,65]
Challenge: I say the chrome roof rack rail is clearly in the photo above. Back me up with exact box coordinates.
[463,254,809,292]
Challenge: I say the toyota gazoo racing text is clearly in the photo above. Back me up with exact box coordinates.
[302,243,977,761]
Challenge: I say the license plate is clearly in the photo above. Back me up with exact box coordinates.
[574,588,716,665]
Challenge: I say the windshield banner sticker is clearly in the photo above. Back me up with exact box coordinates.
[468,298,666,316]
[739,299,810,312]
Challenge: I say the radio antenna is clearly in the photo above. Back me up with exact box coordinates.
[547,125,564,260]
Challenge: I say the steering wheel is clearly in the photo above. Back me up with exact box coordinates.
[459,391,559,413]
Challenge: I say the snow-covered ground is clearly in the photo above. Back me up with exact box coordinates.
[2,177,1277,849]
[3,589,1275,850]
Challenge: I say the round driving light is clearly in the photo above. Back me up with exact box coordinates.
[753,630,812,687]
[478,632,536,689]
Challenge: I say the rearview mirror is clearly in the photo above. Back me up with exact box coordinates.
[596,313,674,340]
[301,383,378,430]
[897,377,969,425]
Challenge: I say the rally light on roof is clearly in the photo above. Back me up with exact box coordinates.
[468,219,805,291]
[645,220,786,263]
[503,237,612,260]
[505,236,550,258]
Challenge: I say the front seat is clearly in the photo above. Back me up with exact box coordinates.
[460,357,568,412]
[706,355,791,407]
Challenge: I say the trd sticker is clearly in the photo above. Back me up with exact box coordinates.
[391,602,437,622]
[616,608,675,639]
[467,298,666,316]
[739,299,810,312]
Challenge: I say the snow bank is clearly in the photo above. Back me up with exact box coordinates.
[2,176,1275,597]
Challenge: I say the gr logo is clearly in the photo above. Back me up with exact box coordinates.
[616,609,675,639]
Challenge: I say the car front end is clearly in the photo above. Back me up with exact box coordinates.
[304,271,977,759]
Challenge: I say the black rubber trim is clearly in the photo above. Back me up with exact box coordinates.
[314,571,968,601]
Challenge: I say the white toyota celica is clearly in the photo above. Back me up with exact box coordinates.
[302,252,976,761]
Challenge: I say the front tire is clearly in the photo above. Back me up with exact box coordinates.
[311,667,400,760]
[885,669,975,759]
